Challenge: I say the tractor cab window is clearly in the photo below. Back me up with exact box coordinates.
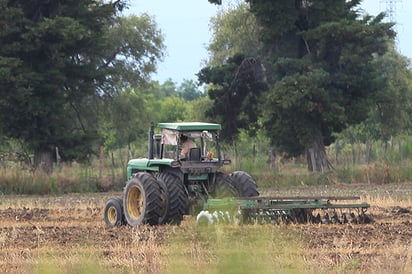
[160,129,218,160]
[161,129,178,159]
[181,130,217,161]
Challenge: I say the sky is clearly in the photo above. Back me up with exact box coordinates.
[128,0,411,84]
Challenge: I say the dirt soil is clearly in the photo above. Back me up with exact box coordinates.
[0,183,411,273]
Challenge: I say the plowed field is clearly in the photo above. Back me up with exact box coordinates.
[1,183,411,273]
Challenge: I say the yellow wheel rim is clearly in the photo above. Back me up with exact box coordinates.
[127,185,143,219]
[107,206,117,224]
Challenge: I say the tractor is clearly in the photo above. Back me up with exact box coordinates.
[104,122,258,227]
[104,122,370,227]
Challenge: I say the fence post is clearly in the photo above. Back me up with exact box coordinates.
[99,146,104,178]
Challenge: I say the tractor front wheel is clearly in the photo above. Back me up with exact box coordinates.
[123,172,162,226]
[103,197,124,227]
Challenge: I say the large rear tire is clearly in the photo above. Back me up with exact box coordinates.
[231,171,259,197]
[103,197,124,227]
[157,172,188,225]
[211,172,238,198]
[123,172,162,226]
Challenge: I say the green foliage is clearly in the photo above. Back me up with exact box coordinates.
[99,88,151,151]
[365,48,412,140]
[157,96,188,122]
[264,60,341,156]
[144,78,204,103]
[185,97,214,122]
[259,1,395,157]
[159,78,178,98]
[198,54,267,142]
[204,0,401,171]
[0,1,164,163]
[177,79,204,101]
[208,1,262,66]
[104,14,165,87]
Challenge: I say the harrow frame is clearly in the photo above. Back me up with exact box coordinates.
[198,196,370,225]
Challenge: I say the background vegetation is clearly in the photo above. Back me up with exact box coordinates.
[1,0,412,195]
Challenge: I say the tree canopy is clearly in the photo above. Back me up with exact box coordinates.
[207,1,262,66]
[203,0,401,171]
[0,0,164,166]
[198,54,267,142]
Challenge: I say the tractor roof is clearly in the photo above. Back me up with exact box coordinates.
[157,122,221,131]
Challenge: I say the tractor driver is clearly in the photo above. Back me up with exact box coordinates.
[180,134,197,159]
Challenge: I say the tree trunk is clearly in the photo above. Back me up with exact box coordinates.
[111,151,115,168]
[34,149,53,173]
[233,139,238,168]
[252,141,256,163]
[99,146,104,178]
[334,139,339,165]
[268,149,276,171]
[55,146,61,168]
[365,140,372,164]
[350,139,355,165]
[306,137,329,172]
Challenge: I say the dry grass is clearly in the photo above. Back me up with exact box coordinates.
[0,183,411,273]
[165,220,306,274]
[0,164,124,195]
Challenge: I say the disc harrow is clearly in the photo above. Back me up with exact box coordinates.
[196,196,371,225]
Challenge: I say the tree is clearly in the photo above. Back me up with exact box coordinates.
[0,1,164,170]
[101,14,166,90]
[255,1,395,171]
[160,78,178,97]
[367,47,412,141]
[205,0,396,172]
[157,96,188,123]
[177,79,204,101]
[207,1,262,66]
[99,88,151,152]
[185,97,214,122]
[198,53,267,142]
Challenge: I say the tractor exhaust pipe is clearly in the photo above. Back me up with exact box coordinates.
[148,123,154,159]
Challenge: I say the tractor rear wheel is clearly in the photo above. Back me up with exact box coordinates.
[103,197,124,227]
[212,172,238,198]
[231,171,259,197]
[157,172,188,224]
[123,172,162,226]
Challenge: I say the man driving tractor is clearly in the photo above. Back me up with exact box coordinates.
[180,134,197,158]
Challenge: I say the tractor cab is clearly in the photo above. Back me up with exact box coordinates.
[151,122,229,165]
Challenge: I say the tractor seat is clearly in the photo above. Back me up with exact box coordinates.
[189,147,201,161]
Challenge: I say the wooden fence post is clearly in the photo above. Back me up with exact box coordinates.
[99,146,104,178]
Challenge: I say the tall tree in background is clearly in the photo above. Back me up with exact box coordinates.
[198,53,267,142]
[99,88,152,156]
[0,1,164,170]
[177,79,204,101]
[199,3,265,143]
[207,0,396,172]
[367,47,411,141]
[254,1,395,171]
[207,1,262,66]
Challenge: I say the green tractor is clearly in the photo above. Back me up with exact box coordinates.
[104,122,259,227]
